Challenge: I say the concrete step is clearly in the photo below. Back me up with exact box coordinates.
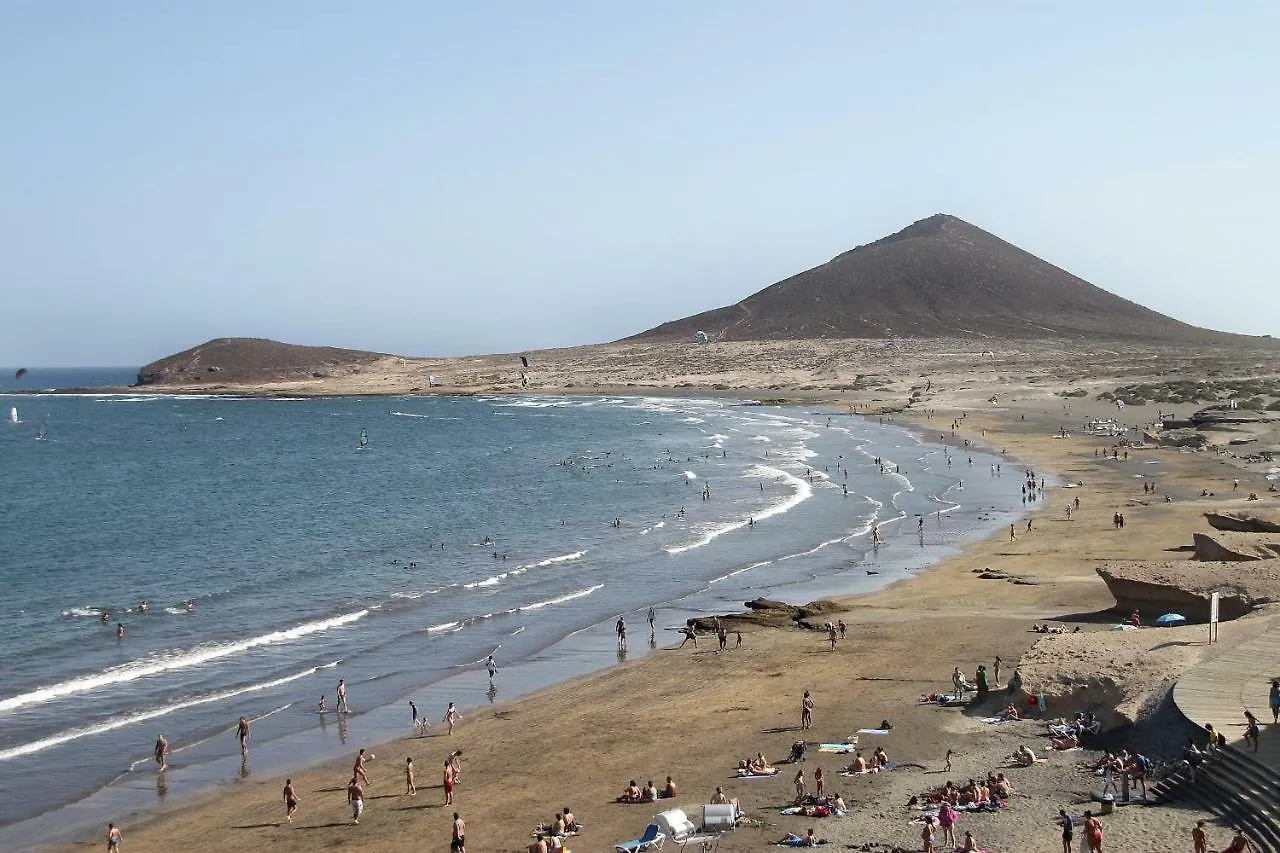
[1180,769,1280,853]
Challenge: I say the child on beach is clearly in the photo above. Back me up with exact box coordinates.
[944,748,953,772]
[1192,820,1207,853]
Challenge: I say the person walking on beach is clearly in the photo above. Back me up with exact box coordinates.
[1269,679,1280,724]
[678,626,697,648]
[410,700,422,731]
[154,734,168,772]
[827,623,837,651]
[236,717,250,757]
[336,679,349,714]
[937,801,957,849]
[353,749,371,785]
[1059,809,1074,853]
[648,606,656,634]
[1009,524,1017,542]
[1192,820,1207,853]
[404,757,416,796]
[801,690,814,730]
[944,749,953,773]
[1244,711,1261,752]
[283,778,299,822]
[792,768,806,803]
[444,759,456,805]
[993,656,1002,687]
[485,654,498,680]
[444,701,460,735]
[616,616,627,651]
[347,775,364,824]
[1082,810,1103,853]
[105,822,123,851]
[451,812,466,853]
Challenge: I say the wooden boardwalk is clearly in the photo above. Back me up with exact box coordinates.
[1173,625,1280,771]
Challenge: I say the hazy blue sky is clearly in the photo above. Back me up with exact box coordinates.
[2,2,1277,367]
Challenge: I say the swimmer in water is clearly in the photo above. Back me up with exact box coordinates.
[115,623,125,639]
[101,612,110,624]
[185,599,195,613]
[137,601,149,614]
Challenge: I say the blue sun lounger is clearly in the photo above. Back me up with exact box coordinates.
[615,823,665,853]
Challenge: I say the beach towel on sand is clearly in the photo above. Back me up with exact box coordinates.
[774,840,828,847]
[818,744,856,754]
[737,768,780,777]
[855,728,891,735]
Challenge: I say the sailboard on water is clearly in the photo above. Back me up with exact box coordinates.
[8,406,17,424]
[358,428,368,450]
[36,419,47,441]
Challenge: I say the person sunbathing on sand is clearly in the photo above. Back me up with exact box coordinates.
[662,776,678,798]
[873,746,889,768]
[1000,704,1021,722]
[1012,744,1036,766]
[961,829,981,852]
[992,773,1013,798]
[749,752,774,774]
[641,780,658,801]
[617,780,643,803]
[845,752,868,773]
[1052,733,1080,750]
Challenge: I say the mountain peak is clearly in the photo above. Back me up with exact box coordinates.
[628,214,1232,342]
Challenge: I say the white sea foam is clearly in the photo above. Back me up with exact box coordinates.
[0,610,368,715]
[664,465,812,555]
[532,550,585,567]
[60,607,102,618]
[709,560,773,584]
[0,661,336,763]
[427,621,462,634]
[516,584,603,611]
[683,471,698,480]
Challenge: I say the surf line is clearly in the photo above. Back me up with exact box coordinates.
[0,610,368,715]
[0,662,337,764]
[664,464,813,556]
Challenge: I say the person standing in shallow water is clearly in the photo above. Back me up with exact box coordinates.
[236,716,250,756]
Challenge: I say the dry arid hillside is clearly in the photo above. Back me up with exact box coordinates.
[630,213,1249,342]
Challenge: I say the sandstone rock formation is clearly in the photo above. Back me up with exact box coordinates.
[1192,532,1280,562]
[1096,561,1280,622]
[1203,510,1280,534]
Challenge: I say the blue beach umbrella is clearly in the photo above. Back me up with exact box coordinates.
[1155,613,1187,626]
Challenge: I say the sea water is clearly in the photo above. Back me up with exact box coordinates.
[0,382,1029,847]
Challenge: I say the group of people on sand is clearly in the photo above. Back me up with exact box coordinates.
[1031,623,1078,634]
[616,776,678,803]
[842,746,890,774]
[530,806,579,853]
[920,815,982,853]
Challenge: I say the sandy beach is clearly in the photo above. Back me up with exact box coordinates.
[35,344,1280,853]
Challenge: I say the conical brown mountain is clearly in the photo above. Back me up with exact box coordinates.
[629,214,1228,342]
